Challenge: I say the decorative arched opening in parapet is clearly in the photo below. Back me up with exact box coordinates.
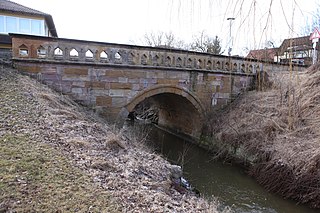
[54,47,63,58]
[241,64,246,73]
[153,54,160,66]
[225,62,230,71]
[114,52,122,63]
[233,63,238,72]
[187,58,193,68]
[165,56,172,66]
[141,53,148,65]
[122,85,205,139]
[85,49,94,59]
[206,60,212,70]
[18,44,29,57]
[176,57,183,67]
[197,59,203,69]
[248,65,253,73]
[216,61,221,69]
[37,45,46,58]
[70,48,79,60]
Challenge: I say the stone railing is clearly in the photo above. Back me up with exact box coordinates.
[10,34,265,75]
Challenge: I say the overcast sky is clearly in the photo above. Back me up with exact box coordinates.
[13,0,319,55]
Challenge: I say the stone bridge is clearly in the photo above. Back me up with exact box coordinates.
[10,34,306,140]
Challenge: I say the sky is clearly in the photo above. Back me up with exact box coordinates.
[13,0,319,56]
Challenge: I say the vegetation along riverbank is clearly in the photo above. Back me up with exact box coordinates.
[205,64,320,208]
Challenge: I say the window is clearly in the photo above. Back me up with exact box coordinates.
[0,16,4,32]
[31,19,43,35]
[19,18,30,34]
[6,16,17,33]
[0,15,45,36]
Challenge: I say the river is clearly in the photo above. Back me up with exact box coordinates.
[146,125,319,213]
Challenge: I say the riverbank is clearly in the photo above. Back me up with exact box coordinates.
[0,65,223,212]
[207,65,320,208]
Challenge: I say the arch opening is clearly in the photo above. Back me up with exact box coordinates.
[124,86,205,139]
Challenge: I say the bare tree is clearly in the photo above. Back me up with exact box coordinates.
[142,31,187,49]
[300,5,320,35]
[190,31,223,54]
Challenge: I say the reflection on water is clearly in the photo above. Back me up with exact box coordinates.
[148,125,319,213]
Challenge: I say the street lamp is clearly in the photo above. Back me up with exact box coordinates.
[227,17,235,56]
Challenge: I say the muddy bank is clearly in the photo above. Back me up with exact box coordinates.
[0,65,224,212]
[206,65,320,208]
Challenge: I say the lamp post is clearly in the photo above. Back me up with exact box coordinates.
[227,17,235,56]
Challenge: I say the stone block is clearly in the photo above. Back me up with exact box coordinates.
[111,97,127,107]
[109,89,125,97]
[146,71,165,78]
[71,87,84,94]
[118,77,128,83]
[42,67,57,74]
[132,84,140,91]
[42,73,59,81]
[96,96,112,106]
[86,81,106,89]
[110,82,132,89]
[100,76,119,83]
[17,65,41,73]
[157,79,179,85]
[64,68,88,75]
[128,78,140,83]
[89,69,106,77]
[73,81,86,87]
[62,75,90,81]
[123,70,146,78]
[90,89,109,96]
[166,71,181,79]
[105,70,124,78]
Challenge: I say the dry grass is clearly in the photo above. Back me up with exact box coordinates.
[0,134,117,212]
[208,64,320,208]
[0,65,221,212]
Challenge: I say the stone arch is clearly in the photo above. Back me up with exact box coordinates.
[125,85,204,115]
[123,85,205,138]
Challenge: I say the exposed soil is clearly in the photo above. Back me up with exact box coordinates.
[0,65,224,212]
[207,65,320,208]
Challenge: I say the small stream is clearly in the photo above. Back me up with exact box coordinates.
[147,125,319,213]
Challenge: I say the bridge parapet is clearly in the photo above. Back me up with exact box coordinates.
[11,34,264,74]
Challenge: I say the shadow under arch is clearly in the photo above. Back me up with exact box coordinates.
[121,85,206,139]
